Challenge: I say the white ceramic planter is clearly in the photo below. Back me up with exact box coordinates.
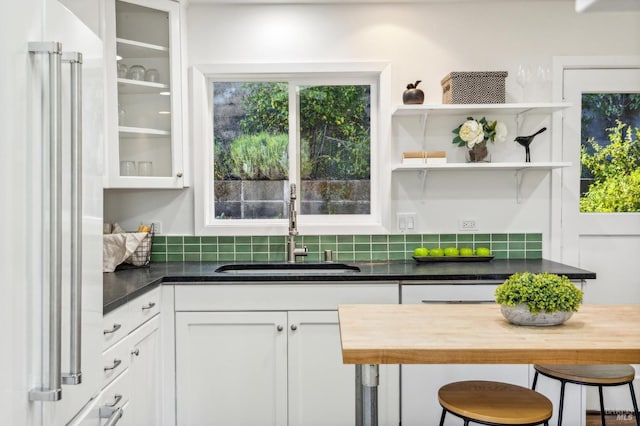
[500,303,574,326]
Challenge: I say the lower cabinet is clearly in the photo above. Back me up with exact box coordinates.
[173,282,400,426]
[70,309,160,426]
[128,316,161,426]
[176,310,390,426]
[176,311,288,426]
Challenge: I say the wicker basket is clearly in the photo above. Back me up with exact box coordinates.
[441,71,508,104]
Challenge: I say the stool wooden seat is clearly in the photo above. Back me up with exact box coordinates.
[532,364,639,426]
[438,380,553,426]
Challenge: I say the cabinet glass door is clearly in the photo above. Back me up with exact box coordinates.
[117,0,171,178]
[106,0,183,188]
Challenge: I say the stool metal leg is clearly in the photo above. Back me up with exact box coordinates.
[598,385,606,426]
[438,408,446,426]
[629,382,639,426]
[557,380,566,426]
[532,371,539,390]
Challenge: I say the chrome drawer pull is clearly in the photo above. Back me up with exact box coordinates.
[105,394,123,407]
[103,323,122,335]
[141,302,156,311]
[99,406,123,425]
[99,395,124,424]
[104,359,122,372]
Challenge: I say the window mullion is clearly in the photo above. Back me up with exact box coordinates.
[289,82,301,210]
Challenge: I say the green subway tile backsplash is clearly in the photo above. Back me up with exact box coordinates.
[150,233,543,262]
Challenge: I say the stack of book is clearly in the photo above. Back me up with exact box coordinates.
[402,151,447,165]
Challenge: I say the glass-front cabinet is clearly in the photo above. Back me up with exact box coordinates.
[105,0,184,188]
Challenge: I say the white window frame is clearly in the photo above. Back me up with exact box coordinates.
[191,62,391,236]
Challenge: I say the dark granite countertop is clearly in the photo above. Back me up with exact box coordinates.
[103,259,596,315]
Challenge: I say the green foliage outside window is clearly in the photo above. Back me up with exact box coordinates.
[580,121,640,212]
[227,132,289,180]
[239,83,370,180]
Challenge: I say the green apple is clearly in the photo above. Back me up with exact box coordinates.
[413,247,428,257]
[443,247,459,256]
[459,247,474,256]
[429,247,444,257]
[429,247,444,256]
[476,246,491,256]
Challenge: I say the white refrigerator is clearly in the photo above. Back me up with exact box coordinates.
[1,0,105,424]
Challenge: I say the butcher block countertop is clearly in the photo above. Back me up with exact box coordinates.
[338,304,640,365]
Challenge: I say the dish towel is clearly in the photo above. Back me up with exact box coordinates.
[103,232,148,272]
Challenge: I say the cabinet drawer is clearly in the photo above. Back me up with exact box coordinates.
[129,286,161,329]
[103,303,133,350]
[97,368,131,425]
[102,332,132,388]
[401,282,503,304]
[68,367,132,426]
[175,282,399,311]
[102,286,161,350]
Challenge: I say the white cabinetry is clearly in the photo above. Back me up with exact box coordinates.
[174,283,400,426]
[288,311,357,425]
[176,311,288,426]
[127,316,162,426]
[70,288,161,425]
[104,0,184,188]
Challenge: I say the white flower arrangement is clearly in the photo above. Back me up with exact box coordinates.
[453,117,507,148]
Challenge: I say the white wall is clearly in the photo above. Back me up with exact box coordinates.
[104,1,640,239]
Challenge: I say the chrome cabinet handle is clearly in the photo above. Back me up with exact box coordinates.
[99,395,124,425]
[28,41,63,403]
[141,302,156,311]
[104,359,122,372]
[62,52,83,387]
[176,172,183,178]
[290,324,298,331]
[131,348,140,356]
[105,394,123,407]
[99,407,123,426]
[276,325,284,332]
[104,323,122,335]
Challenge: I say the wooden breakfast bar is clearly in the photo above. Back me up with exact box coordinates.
[338,304,640,426]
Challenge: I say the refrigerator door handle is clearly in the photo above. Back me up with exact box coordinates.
[62,52,83,386]
[28,41,64,402]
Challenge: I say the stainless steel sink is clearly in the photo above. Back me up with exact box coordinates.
[215,263,361,275]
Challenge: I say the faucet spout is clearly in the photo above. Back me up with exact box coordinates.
[287,184,307,263]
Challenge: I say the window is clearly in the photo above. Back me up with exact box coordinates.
[579,93,640,213]
[192,63,390,236]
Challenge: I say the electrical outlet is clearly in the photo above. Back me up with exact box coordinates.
[151,221,162,234]
[397,213,417,233]
[459,219,478,231]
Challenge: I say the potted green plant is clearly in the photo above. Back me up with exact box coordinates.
[494,272,584,326]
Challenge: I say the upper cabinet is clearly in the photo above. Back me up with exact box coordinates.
[104,0,185,188]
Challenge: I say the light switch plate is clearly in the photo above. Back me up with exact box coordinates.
[397,213,417,233]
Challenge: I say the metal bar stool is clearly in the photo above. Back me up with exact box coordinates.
[438,380,553,426]
[532,364,639,426]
